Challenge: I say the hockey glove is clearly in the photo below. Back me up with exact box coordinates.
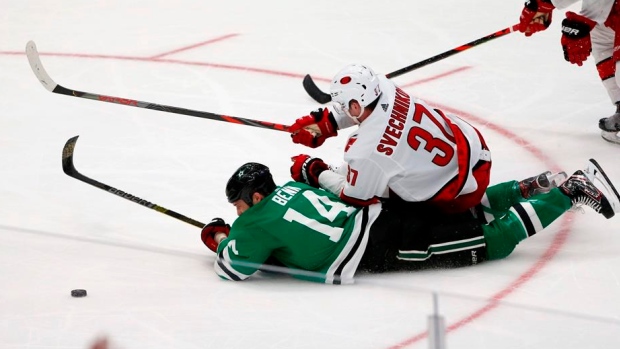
[290,154,329,188]
[289,108,338,148]
[518,0,555,37]
[201,218,230,253]
[561,12,597,66]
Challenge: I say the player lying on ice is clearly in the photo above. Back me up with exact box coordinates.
[202,160,619,284]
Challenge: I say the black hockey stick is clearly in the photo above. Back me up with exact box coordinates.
[62,135,205,229]
[27,41,290,133]
[302,24,520,104]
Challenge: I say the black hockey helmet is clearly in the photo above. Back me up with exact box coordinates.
[226,162,277,206]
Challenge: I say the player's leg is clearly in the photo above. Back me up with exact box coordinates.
[483,188,571,260]
[592,21,620,143]
[369,161,618,270]
[363,198,489,271]
[391,209,489,270]
[377,179,571,270]
[484,159,619,260]
[480,171,566,222]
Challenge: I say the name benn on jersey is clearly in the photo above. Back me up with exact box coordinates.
[272,185,301,206]
[376,88,410,156]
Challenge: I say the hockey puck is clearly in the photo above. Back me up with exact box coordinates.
[71,289,87,297]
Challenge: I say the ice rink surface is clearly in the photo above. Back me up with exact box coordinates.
[2,1,620,348]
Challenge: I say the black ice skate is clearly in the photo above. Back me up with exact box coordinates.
[599,105,620,132]
[559,159,620,219]
[599,104,620,145]
[519,171,567,199]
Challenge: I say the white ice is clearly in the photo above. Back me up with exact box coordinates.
[2,1,620,348]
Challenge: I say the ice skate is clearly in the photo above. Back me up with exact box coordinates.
[519,171,568,199]
[599,111,620,132]
[559,159,620,219]
[601,131,620,145]
[599,105,620,144]
[583,159,620,217]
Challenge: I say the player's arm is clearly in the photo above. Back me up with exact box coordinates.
[549,0,581,9]
[317,166,348,197]
[290,155,387,205]
[336,159,388,206]
[313,157,386,206]
[288,155,349,198]
[213,224,274,281]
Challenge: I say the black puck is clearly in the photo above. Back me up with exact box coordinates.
[71,289,87,297]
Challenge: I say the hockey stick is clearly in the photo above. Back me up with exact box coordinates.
[62,135,205,229]
[302,24,520,104]
[27,41,290,133]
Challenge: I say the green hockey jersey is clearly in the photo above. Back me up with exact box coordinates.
[215,181,381,284]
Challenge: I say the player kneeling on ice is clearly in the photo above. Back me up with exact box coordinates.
[289,64,491,214]
[202,160,620,284]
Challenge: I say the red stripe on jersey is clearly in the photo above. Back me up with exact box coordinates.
[344,136,357,152]
[339,191,380,207]
[427,115,473,208]
[432,108,457,143]
[429,120,491,212]
[440,160,491,213]
[596,58,615,81]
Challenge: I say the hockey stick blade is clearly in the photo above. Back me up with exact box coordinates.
[62,135,205,228]
[302,24,519,104]
[26,41,58,92]
[302,74,332,104]
[27,41,290,133]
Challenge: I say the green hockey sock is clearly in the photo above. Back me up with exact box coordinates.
[483,188,572,260]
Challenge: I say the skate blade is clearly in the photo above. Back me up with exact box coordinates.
[601,131,620,145]
[585,159,620,214]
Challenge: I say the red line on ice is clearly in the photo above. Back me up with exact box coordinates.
[399,66,472,88]
[148,33,240,59]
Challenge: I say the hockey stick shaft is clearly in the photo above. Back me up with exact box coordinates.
[27,41,290,133]
[302,24,520,104]
[385,24,519,79]
[62,135,205,229]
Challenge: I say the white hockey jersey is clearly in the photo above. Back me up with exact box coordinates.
[551,0,614,24]
[319,76,490,206]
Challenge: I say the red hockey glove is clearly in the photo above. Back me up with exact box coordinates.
[201,218,230,253]
[290,154,329,188]
[518,0,555,37]
[289,108,338,148]
[561,12,597,66]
